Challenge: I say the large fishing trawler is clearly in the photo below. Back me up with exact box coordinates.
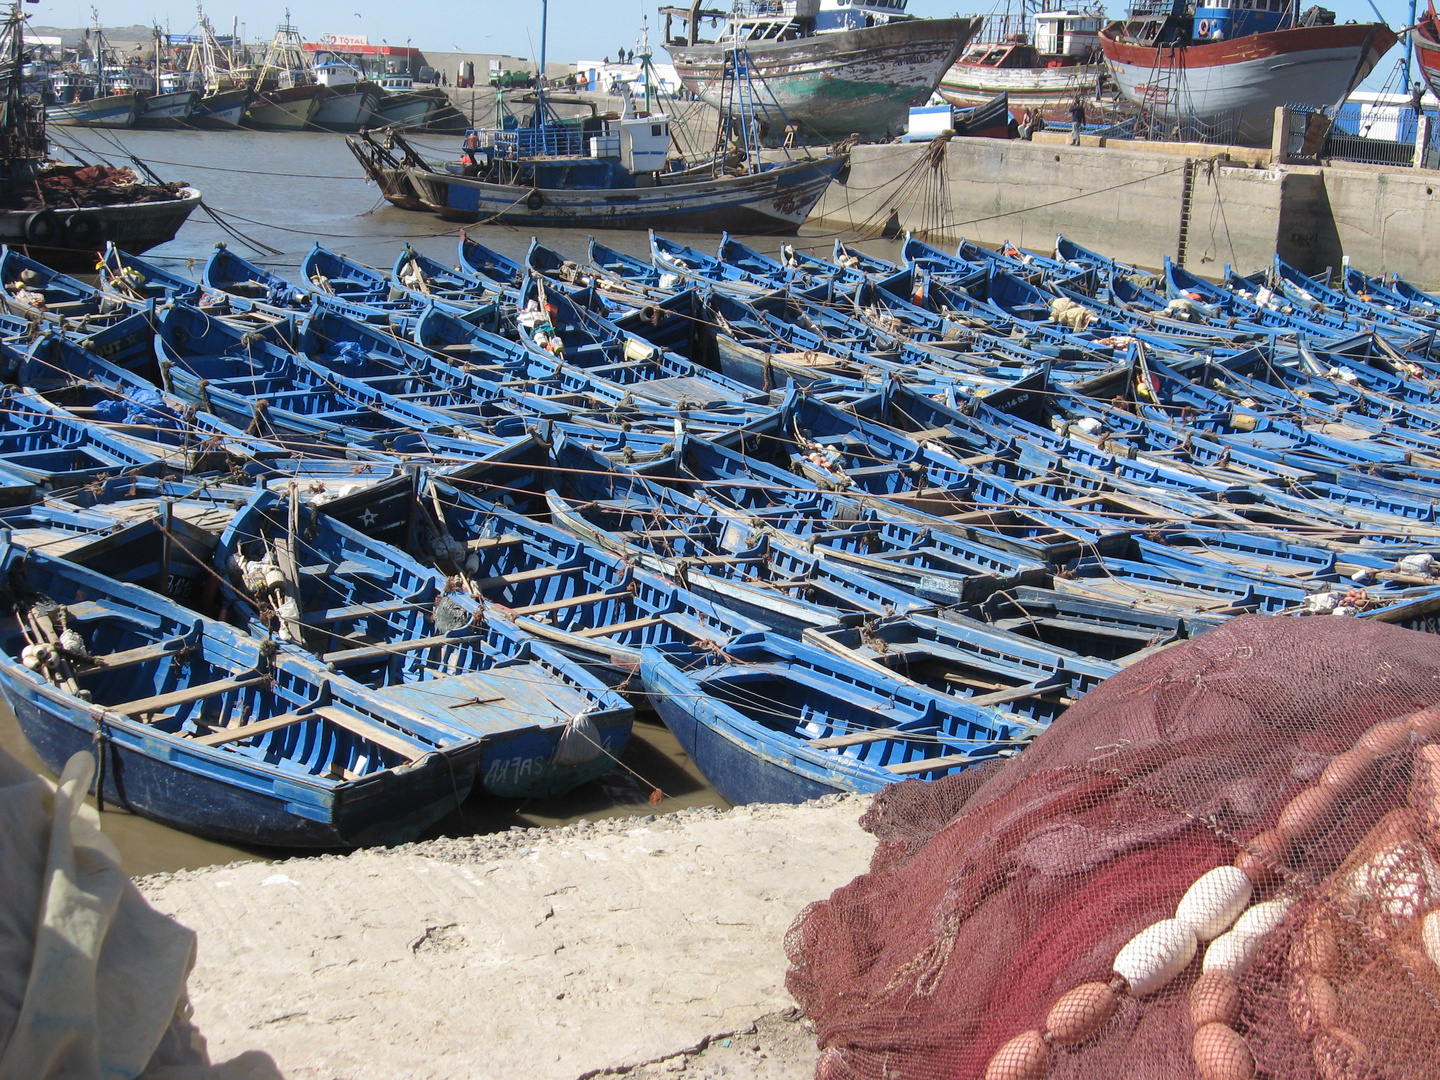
[661,0,982,142]
[1100,1,1397,144]
[939,5,1110,121]
[0,1,198,269]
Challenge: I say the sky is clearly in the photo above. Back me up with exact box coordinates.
[22,0,1425,86]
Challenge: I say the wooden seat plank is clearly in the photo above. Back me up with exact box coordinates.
[573,615,663,638]
[312,706,419,760]
[504,588,630,618]
[192,710,313,746]
[885,753,974,775]
[84,637,188,672]
[322,633,482,666]
[963,682,1070,708]
[472,564,572,590]
[109,674,266,717]
[309,599,429,624]
[464,534,523,551]
[808,725,907,750]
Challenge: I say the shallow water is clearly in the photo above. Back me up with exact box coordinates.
[54,126,891,275]
[9,127,896,873]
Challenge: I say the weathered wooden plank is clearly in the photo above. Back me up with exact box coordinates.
[504,588,630,618]
[808,726,907,750]
[109,674,266,717]
[573,615,663,638]
[322,633,482,666]
[312,706,419,760]
[309,599,430,624]
[85,637,188,671]
[464,534,524,551]
[471,565,572,590]
[885,753,973,776]
[191,710,313,746]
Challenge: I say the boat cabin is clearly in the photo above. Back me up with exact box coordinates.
[455,111,674,188]
[1033,11,1103,57]
[314,59,367,88]
[586,116,672,172]
[662,0,912,47]
[1186,0,1294,41]
[1116,0,1312,46]
[958,40,1041,69]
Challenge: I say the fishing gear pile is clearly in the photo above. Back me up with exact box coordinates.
[786,614,1440,1080]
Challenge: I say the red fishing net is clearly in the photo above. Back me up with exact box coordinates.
[786,615,1440,1080]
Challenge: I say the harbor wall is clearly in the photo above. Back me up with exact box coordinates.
[809,138,1440,288]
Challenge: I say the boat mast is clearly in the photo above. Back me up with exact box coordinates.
[534,0,547,128]
[1,0,45,184]
[639,17,653,114]
[1404,0,1417,94]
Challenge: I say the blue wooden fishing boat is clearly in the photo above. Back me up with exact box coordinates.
[97,242,203,304]
[458,232,526,289]
[0,385,169,487]
[419,476,768,687]
[586,237,667,291]
[391,244,503,308]
[1343,265,1440,320]
[1267,256,1437,338]
[961,585,1228,664]
[515,281,776,417]
[0,537,485,847]
[640,631,1025,804]
[832,240,899,278]
[598,427,1053,605]
[213,487,635,799]
[804,609,1117,731]
[201,242,311,309]
[713,233,852,302]
[524,237,654,303]
[649,232,782,298]
[302,243,476,327]
[542,438,936,632]
[898,234,992,293]
[0,245,132,327]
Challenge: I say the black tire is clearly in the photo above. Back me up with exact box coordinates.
[23,209,61,247]
[525,189,544,212]
[63,214,100,250]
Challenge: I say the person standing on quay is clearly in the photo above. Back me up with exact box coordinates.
[1069,97,1086,145]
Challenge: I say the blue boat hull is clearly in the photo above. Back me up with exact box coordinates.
[4,678,482,849]
[478,717,632,799]
[408,156,845,233]
[642,656,851,805]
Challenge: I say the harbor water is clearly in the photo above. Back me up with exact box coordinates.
[1,127,887,875]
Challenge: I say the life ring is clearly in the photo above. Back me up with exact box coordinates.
[23,209,61,247]
[1197,18,1211,37]
[525,189,544,212]
[63,214,100,249]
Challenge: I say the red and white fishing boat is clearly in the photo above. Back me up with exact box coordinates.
[1101,3,1397,144]
[939,7,1110,121]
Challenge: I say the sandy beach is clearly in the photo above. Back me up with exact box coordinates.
[138,796,875,1080]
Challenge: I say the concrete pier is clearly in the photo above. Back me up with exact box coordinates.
[808,135,1440,288]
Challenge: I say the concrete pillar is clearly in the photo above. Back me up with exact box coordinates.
[1271,106,1293,165]
[1416,114,1432,168]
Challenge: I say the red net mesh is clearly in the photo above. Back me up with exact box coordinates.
[785,615,1440,1080]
